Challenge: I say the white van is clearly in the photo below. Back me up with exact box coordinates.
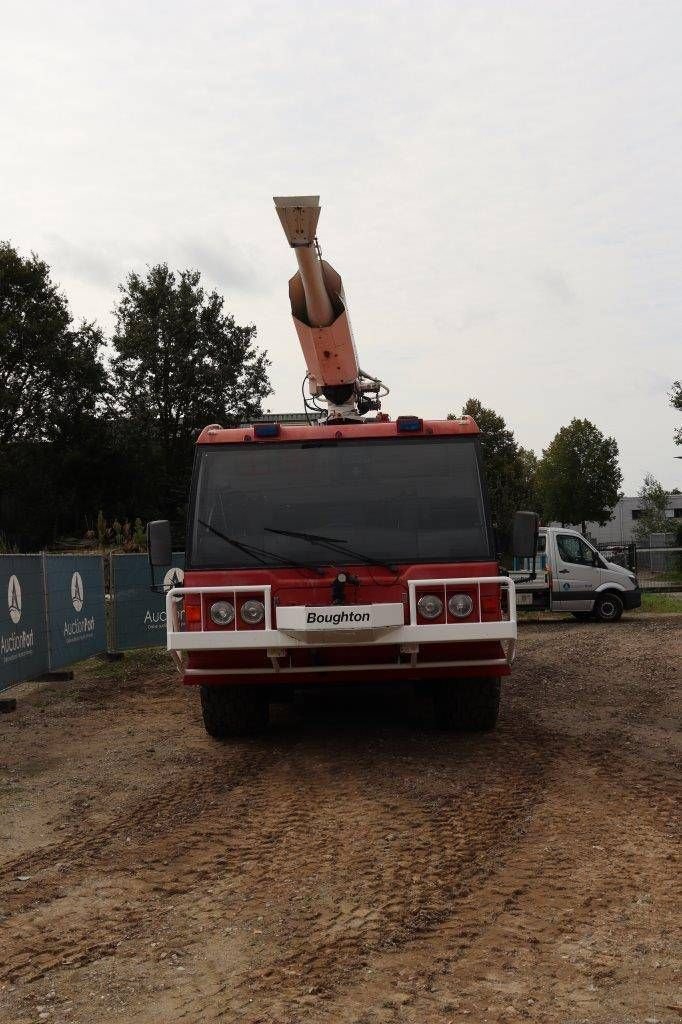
[512,527,641,621]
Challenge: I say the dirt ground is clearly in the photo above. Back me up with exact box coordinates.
[1,616,680,1024]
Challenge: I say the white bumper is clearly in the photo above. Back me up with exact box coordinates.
[165,577,517,675]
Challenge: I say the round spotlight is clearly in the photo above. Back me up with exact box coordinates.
[417,593,443,620]
[210,600,235,626]
[448,593,474,618]
[240,599,265,625]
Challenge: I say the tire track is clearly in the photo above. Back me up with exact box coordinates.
[1,619,679,1024]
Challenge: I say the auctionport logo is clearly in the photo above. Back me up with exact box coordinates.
[163,567,184,591]
[63,571,95,644]
[2,573,34,664]
[143,567,184,629]
[8,575,22,625]
[71,571,84,612]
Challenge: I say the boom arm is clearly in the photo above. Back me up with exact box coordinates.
[274,195,386,422]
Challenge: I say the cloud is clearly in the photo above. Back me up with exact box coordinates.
[536,271,578,307]
[42,231,271,303]
[43,236,124,290]
[170,236,269,296]
[1,0,681,491]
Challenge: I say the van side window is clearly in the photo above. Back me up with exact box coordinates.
[557,534,595,566]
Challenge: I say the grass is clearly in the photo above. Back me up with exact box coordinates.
[637,592,682,614]
[518,590,682,621]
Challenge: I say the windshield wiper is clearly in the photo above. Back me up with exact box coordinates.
[264,527,397,573]
[265,528,348,544]
[198,520,325,577]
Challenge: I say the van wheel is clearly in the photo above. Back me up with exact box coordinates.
[571,611,594,621]
[200,685,268,738]
[432,677,501,732]
[594,593,624,623]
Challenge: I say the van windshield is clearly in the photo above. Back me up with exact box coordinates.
[189,436,492,569]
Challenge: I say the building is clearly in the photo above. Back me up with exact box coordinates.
[552,494,682,546]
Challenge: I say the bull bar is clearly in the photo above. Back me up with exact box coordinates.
[165,576,517,676]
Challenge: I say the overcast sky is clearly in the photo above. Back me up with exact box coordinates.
[3,0,680,492]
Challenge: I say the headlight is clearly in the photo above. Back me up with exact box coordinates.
[448,593,474,618]
[417,594,443,620]
[240,599,265,625]
[210,600,235,626]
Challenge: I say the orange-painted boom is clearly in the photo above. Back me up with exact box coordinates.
[274,195,386,422]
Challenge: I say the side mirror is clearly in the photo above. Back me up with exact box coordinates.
[147,520,172,567]
[512,511,539,560]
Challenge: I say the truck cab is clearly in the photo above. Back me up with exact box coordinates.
[149,416,536,737]
[514,527,641,621]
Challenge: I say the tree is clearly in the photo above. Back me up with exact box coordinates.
[450,398,538,551]
[110,264,271,518]
[536,418,622,533]
[0,242,107,444]
[671,380,682,446]
[633,474,670,542]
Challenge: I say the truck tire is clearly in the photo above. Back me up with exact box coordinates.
[432,677,501,732]
[594,592,624,622]
[200,685,268,738]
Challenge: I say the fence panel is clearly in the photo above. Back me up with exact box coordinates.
[635,547,682,591]
[43,555,107,670]
[110,552,185,651]
[0,555,50,691]
[597,542,636,571]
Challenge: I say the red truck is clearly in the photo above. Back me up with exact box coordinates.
[148,197,536,737]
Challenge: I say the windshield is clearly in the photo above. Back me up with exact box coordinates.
[189,436,492,569]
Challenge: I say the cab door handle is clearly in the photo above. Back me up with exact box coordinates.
[559,569,570,574]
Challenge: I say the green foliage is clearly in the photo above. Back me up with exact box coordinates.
[633,474,670,542]
[109,263,271,521]
[133,518,147,551]
[96,510,107,546]
[0,242,106,444]
[450,398,538,552]
[639,592,682,614]
[671,380,682,446]
[0,245,272,550]
[111,264,271,433]
[0,531,19,554]
[87,513,147,552]
[536,418,622,530]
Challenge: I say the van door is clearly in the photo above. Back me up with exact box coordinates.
[551,532,601,612]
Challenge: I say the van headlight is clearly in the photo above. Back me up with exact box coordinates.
[240,599,265,625]
[210,600,235,626]
[448,593,474,618]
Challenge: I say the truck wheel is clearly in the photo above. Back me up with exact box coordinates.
[432,677,501,732]
[200,685,268,738]
[594,592,624,622]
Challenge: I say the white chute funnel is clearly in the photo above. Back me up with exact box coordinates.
[274,196,321,248]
